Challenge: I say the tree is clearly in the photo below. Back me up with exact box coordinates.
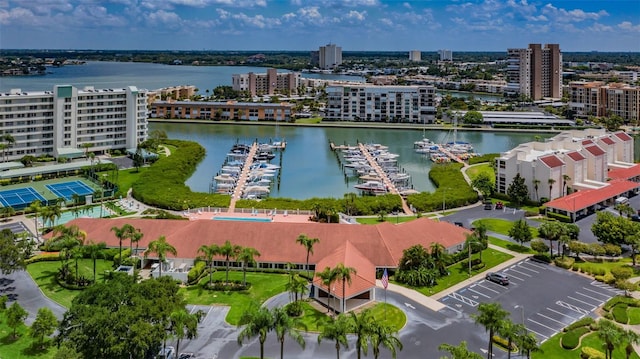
[84,241,106,283]
[130,228,144,266]
[334,263,357,313]
[237,305,273,359]
[27,200,42,238]
[508,219,533,247]
[562,174,571,196]
[198,244,219,288]
[498,320,524,359]
[145,235,177,277]
[369,321,403,359]
[532,179,540,202]
[547,178,556,199]
[471,172,494,198]
[622,328,640,359]
[111,224,134,265]
[626,222,640,266]
[30,307,58,349]
[439,341,483,359]
[318,314,351,359]
[592,211,634,246]
[350,309,374,359]
[462,110,483,124]
[598,319,623,359]
[318,266,339,314]
[170,309,202,357]
[272,306,305,359]
[219,240,241,284]
[516,330,540,359]
[472,302,509,359]
[507,173,529,206]
[7,301,28,338]
[237,246,261,286]
[296,234,320,279]
[133,146,145,172]
[1,133,15,161]
[0,229,25,274]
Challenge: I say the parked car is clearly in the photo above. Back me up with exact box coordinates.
[632,215,640,222]
[484,201,493,210]
[495,201,504,210]
[485,272,509,285]
[178,353,195,359]
[454,222,464,227]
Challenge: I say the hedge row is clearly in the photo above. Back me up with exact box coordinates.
[563,317,595,332]
[604,296,640,312]
[561,326,591,349]
[468,153,499,165]
[25,253,61,264]
[581,346,605,359]
[188,261,207,284]
[547,212,572,223]
[407,163,478,212]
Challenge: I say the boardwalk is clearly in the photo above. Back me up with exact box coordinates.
[358,143,413,215]
[228,142,258,213]
[435,145,465,164]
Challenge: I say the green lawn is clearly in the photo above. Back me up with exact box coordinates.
[534,327,640,359]
[296,301,332,332]
[473,218,539,238]
[368,302,406,331]
[26,259,115,308]
[396,248,514,296]
[0,314,57,359]
[572,257,640,276]
[489,236,534,254]
[628,307,640,325]
[356,216,418,225]
[112,167,149,197]
[295,301,405,333]
[466,163,495,183]
[294,117,322,124]
[181,270,289,325]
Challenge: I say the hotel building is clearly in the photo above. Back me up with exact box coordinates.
[325,84,436,123]
[319,43,343,70]
[505,43,562,100]
[568,81,640,123]
[231,68,300,97]
[438,49,453,62]
[150,100,292,122]
[409,50,422,62]
[0,85,148,160]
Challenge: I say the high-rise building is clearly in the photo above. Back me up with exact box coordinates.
[232,69,300,97]
[409,50,421,62]
[319,43,342,70]
[0,85,148,160]
[569,81,640,122]
[505,43,562,100]
[438,49,453,61]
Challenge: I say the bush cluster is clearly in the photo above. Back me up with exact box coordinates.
[561,327,591,349]
[25,252,61,264]
[563,317,595,332]
[547,212,572,222]
[407,163,478,212]
[581,346,605,359]
[204,279,251,291]
[491,335,517,352]
[188,261,207,284]
[554,257,575,269]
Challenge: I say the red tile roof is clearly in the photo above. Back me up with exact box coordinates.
[584,145,605,156]
[615,132,632,141]
[600,137,615,145]
[544,180,640,212]
[539,155,564,169]
[608,164,640,180]
[566,151,586,161]
[582,139,593,145]
[313,241,376,299]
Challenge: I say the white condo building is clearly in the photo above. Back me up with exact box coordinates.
[0,85,148,160]
[325,85,436,123]
[438,49,453,61]
[409,50,421,62]
[319,44,343,70]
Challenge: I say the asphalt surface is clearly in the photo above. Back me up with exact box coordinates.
[0,220,34,239]
[1,270,67,324]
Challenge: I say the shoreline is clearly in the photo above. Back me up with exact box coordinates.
[148,118,564,134]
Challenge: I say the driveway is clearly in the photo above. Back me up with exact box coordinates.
[0,270,67,324]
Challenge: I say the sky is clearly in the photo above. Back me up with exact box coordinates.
[1,0,639,52]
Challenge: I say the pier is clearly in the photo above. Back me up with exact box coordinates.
[435,145,466,164]
[358,143,413,215]
[228,142,258,213]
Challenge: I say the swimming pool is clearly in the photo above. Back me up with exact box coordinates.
[44,205,112,226]
[212,216,273,222]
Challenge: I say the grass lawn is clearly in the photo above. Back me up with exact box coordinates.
[628,307,640,325]
[294,117,322,124]
[489,236,534,254]
[466,163,495,183]
[534,327,640,359]
[368,302,406,331]
[113,167,149,197]
[473,218,539,238]
[396,248,514,296]
[356,216,418,225]
[571,257,640,276]
[296,301,332,332]
[181,270,289,325]
[0,315,57,359]
[26,259,115,308]
[295,301,405,333]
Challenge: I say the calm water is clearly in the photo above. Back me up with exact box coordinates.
[152,122,547,199]
[0,61,364,93]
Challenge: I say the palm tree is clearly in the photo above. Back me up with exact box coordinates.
[334,263,357,313]
[317,314,351,359]
[350,309,374,359]
[369,321,403,359]
[84,241,106,283]
[562,174,571,196]
[472,302,509,359]
[532,179,540,202]
[430,242,449,276]
[439,341,483,359]
[198,244,220,287]
[296,234,320,279]
[237,246,261,286]
[145,235,177,277]
[219,240,241,284]
[170,309,202,357]
[622,328,640,359]
[272,306,305,359]
[498,320,524,359]
[70,246,84,285]
[547,178,556,200]
[27,200,42,239]
[130,228,144,267]
[318,266,339,314]
[2,134,14,162]
[538,221,565,257]
[598,319,622,359]
[237,305,273,359]
[517,330,540,359]
[110,224,134,265]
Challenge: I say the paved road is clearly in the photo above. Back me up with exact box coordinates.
[0,270,67,324]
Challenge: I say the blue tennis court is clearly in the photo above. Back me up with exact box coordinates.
[0,187,46,209]
[46,180,95,201]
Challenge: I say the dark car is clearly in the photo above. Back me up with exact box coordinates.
[484,201,493,210]
[495,201,504,210]
[178,354,195,359]
[632,215,640,222]
[486,272,509,285]
[454,222,464,227]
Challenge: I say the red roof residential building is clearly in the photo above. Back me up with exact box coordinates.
[566,151,586,161]
[608,164,640,181]
[544,179,640,212]
[584,145,605,156]
[615,131,633,141]
[539,154,564,168]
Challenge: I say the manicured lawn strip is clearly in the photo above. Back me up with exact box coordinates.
[536,330,640,359]
[295,301,332,332]
[466,163,495,184]
[26,259,115,308]
[294,117,323,124]
[356,216,418,225]
[580,332,639,359]
[395,248,514,296]
[181,271,289,325]
[0,320,57,359]
[628,307,640,325]
[572,257,640,276]
[294,302,405,333]
[111,167,149,197]
[488,236,534,254]
[473,218,539,238]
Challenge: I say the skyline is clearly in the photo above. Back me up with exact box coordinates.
[0,1,639,52]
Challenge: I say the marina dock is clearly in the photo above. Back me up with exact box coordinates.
[358,143,413,215]
[434,145,466,164]
[228,142,258,213]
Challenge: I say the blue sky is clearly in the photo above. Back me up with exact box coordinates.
[1,0,639,51]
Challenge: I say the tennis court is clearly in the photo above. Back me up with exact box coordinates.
[0,187,46,209]
[46,180,95,201]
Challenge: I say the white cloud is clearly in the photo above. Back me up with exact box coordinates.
[618,21,640,32]
[345,10,366,21]
[403,2,411,9]
[589,23,612,32]
[380,18,393,27]
[147,10,182,26]
[542,4,608,22]
[290,0,302,5]
[165,0,267,7]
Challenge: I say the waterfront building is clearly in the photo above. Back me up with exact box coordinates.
[0,85,147,160]
[438,49,453,62]
[455,111,573,126]
[150,100,292,122]
[319,43,343,70]
[568,81,640,123]
[409,50,422,62]
[496,129,639,219]
[505,44,562,100]
[231,68,300,97]
[147,85,196,105]
[325,84,436,123]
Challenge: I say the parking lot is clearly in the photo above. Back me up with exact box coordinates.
[440,258,624,343]
[0,220,34,239]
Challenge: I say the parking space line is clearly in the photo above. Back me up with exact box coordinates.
[443,305,462,314]
[467,288,492,298]
[581,286,614,299]
[575,291,605,305]
[516,263,540,274]
[590,281,624,295]
[447,292,479,307]
[504,272,525,281]
[525,260,550,270]
[567,296,597,309]
[507,268,532,277]
[547,307,581,320]
[557,300,590,315]
[536,312,567,326]
[476,282,501,293]
[525,326,549,340]
[528,318,557,332]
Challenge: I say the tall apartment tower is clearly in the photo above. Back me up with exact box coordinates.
[506,44,562,100]
[409,50,421,62]
[438,49,453,61]
[319,43,342,70]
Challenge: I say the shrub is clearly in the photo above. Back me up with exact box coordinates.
[611,266,633,280]
[532,253,551,263]
[468,153,499,165]
[554,257,575,269]
[113,248,132,265]
[547,211,572,222]
[491,335,517,352]
[603,243,622,257]
[615,280,636,292]
[564,317,595,332]
[612,304,629,324]
[407,163,478,212]
[581,346,605,359]
[531,240,549,254]
[604,296,640,311]
[25,252,62,264]
[204,279,251,291]
[188,261,207,284]
[562,326,591,349]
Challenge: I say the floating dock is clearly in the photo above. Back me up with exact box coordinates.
[228,142,258,213]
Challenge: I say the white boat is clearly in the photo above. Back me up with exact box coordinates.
[414,138,435,147]
[214,173,237,183]
[243,185,270,198]
[354,181,388,194]
[251,162,280,170]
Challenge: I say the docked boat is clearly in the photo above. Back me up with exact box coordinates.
[354,181,388,194]
[254,151,276,161]
[214,173,237,183]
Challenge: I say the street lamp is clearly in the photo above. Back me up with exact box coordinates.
[515,305,525,328]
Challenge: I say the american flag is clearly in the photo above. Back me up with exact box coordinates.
[381,268,389,289]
